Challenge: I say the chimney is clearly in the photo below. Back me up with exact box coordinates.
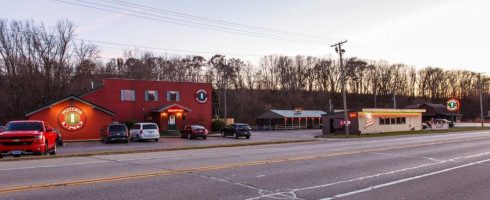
[42,96,46,106]
[91,81,94,90]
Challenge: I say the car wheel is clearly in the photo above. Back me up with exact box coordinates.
[187,133,192,140]
[221,131,225,137]
[155,138,159,142]
[203,136,207,140]
[180,133,185,139]
[104,137,109,144]
[233,133,238,139]
[136,135,140,142]
[246,135,250,139]
[125,139,129,143]
[43,142,48,155]
[50,143,57,155]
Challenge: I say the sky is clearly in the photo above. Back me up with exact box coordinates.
[1,0,490,74]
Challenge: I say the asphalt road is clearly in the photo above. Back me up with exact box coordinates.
[56,129,323,154]
[1,130,490,200]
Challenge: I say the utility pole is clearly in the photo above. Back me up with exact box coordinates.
[393,91,396,109]
[478,72,485,127]
[223,59,228,125]
[331,40,349,138]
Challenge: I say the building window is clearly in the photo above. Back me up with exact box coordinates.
[396,117,406,124]
[145,90,158,101]
[167,91,180,101]
[380,117,407,125]
[121,90,135,101]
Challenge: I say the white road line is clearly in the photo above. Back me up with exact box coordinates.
[0,161,110,171]
[246,151,490,200]
[320,157,490,200]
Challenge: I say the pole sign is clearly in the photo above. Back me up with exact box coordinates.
[446,99,460,112]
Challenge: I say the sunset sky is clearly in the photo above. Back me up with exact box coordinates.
[1,0,489,73]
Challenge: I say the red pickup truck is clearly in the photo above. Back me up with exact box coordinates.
[0,120,57,158]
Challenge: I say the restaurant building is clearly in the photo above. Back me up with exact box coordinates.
[255,108,325,130]
[26,78,212,140]
[26,96,115,141]
[322,108,426,135]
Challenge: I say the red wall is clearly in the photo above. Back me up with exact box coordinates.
[28,99,113,141]
[81,79,213,130]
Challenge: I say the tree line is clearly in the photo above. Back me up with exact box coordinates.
[1,19,488,125]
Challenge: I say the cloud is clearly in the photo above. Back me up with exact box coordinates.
[77,11,130,33]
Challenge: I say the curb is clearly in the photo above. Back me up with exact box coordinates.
[0,139,318,162]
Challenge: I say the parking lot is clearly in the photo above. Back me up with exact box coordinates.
[55,129,323,155]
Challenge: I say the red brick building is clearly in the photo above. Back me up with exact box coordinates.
[81,79,212,132]
[25,79,212,141]
[26,96,115,141]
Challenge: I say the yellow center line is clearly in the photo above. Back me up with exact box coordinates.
[2,136,490,194]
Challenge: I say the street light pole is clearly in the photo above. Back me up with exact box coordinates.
[479,72,485,127]
[331,40,349,138]
[224,59,227,125]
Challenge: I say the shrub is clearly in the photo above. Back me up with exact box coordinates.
[212,119,226,131]
[123,120,137,129]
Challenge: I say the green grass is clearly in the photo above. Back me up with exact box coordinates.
[324,127,490,138]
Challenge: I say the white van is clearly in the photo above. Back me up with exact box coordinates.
[130,123,160,142]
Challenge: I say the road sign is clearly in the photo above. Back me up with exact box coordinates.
[447,99,460,112]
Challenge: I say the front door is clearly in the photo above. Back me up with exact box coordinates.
[168,114,177,130]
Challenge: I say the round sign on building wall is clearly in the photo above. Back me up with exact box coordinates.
[195,89,208,104]
[59,107,86,131]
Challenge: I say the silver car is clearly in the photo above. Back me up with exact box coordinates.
[130,123,160,142]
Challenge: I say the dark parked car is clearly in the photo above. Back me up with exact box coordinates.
[221,123,251,139]
[54,128,63,146]
[180,125,208,140]
[100,123,129,144]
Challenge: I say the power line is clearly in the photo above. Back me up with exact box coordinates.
[2,28,263,58]
[103,0,339,41]
[53,0,332,44]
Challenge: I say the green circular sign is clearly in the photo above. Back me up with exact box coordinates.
[446,99,460,111]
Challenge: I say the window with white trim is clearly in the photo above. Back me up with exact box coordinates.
[145,90,158,101]
[121,90,135,101]
[167,91,180,102]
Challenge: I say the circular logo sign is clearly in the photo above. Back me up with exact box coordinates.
[59,107,86,131]
[447,99,460,112]
[195,89,208,104]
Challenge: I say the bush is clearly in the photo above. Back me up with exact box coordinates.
[212,120,226,131]
[123,120,137,129]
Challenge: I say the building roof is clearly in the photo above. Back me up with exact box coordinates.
[256,110,326,119]
[361,108,426,113]
[150,104,193,113]
[25,95,116,117]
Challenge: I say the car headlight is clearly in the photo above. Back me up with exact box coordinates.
[33,135,43,143]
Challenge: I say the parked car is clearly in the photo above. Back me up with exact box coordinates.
[100,123,129,144]
[431,119,454,127]
[130,123,160,142]
[221,123,251,139]
[54,128,63,146]
[180,125,208,140]
[0,120,57,158]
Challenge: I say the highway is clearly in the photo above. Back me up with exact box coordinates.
[1,130,490,199]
